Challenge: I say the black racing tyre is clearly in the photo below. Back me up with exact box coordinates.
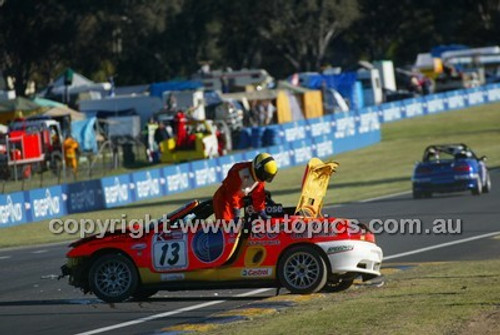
[89,254,139,303]
[131,288,159,300]
[322,278,354,293]
[471,177,482,196]
[277,246,327,294]
[423,191,432,198]
[412,189,422,199]
[482,173,491,193]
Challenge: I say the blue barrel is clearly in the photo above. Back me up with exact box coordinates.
[236,128,252,149]
[251,127,264,148]
[263,126,280,146]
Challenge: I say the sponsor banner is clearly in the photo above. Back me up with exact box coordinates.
[65,180,105,214]
[425,95,446,114]
[306,115,334,138]
[267,144,293,169]
[101,174,133,208]
[313,135,334,158]
[163,163,192,195]
[485,83,500,103]
[333,113,356,139]
[281,120,308,143]
[131,169,164,201]
[379,101,404,123]
[216,153,244,181]
[445,91,467,110]
[466,87,486,106]
[290,140,314,165]
[190,159,219,188]
[243,148,261,162]
[0,191,27,227]
[404,97,427,117]
[357,107,381,134]
[28,185,67,221]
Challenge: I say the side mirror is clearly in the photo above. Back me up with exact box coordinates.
[480,156,487,162]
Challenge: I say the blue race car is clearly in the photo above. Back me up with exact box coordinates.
[412,144,491,199]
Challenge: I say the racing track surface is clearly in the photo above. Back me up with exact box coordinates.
[0,170,499,335]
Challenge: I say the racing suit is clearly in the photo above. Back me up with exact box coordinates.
[213,162,266,221]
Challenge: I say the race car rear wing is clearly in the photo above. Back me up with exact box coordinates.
[295,157,339,218]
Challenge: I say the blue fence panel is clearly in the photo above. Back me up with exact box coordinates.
[281,120,308,144]
[404,97,427,118]
[485,83,500,103]
[243,148,261,162]
[313,135,335,158]
[190,159,219,189]
[306,114,334,139]
[445,90,467,110]
[333,112,357,139]
[131,169,164,202]
[358,107,381,134]
[379,101,404,123]
[216,153,244,181]
[425,94,447,115]
[162,163,192,195]
[0,191,27,227]
[100,174,133,208]
[290,140,314,165]
[28,185,67,221]
[465,87,486,106]
[65,180,105,214]
[267,144,293,169]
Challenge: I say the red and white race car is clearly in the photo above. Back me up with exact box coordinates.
[61,158,383,302]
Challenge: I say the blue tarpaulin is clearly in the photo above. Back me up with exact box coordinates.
[302,72,360,110]
[149,80,203,98]
[71,117,98,153]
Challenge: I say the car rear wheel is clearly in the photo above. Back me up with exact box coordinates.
[89,254,139,303]
[482,173,491,193]
[278,246,327,294]
[472,177,482,196]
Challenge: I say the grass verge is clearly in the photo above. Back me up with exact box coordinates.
[1,103,499,247]
[207,260,500,335]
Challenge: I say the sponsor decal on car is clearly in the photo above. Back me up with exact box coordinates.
[327,245,354,254]
[241,268,273,277]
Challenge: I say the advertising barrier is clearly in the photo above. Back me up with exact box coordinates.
[2,83,500,228]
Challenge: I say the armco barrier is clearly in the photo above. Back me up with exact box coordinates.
[2,83,500,228]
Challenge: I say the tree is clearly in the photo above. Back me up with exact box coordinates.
[255,0,359,71]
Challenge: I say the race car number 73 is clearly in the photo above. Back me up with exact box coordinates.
[153,240,188,270]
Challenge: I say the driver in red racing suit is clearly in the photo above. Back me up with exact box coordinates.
[213,153,278,222]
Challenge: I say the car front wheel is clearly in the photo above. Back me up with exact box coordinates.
[89,254,139,303]
[277,246,327,294]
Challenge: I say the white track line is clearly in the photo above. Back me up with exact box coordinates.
[357,191,412,203]
[384,231,500,260]
[74,288,272,335]
[0,256,11,260]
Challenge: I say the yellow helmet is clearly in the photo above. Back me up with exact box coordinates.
[252,153,278,182]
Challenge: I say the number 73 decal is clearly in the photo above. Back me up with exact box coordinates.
[153,234,188,270]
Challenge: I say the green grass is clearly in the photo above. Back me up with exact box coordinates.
[207,259,500,335]
[1,103,499,248]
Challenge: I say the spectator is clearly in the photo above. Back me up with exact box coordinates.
[63,135,79,178]
[259,100,275,125]
[154,122,170,152]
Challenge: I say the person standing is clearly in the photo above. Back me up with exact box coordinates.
[63,135,79,178]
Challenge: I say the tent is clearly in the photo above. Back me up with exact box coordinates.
[0,97,42,123]
[39,68,111,97]
[33,97,67,108]
[43,106,86,121]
